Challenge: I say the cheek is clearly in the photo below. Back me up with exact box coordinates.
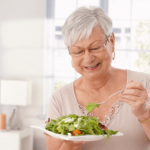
[72,58,83,72]
[99,47,113,67]
[97,50,111,61]
[99,50,112,70]
[102,52,109,60]
[104,48,112,59]
[103,54,112,67]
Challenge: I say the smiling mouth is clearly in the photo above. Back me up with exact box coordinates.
[85,63,100,69]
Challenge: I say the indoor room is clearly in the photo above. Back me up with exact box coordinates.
[0,0,150,150]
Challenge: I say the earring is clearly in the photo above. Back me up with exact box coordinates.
[112,52,115,60]
[71,60,74,67]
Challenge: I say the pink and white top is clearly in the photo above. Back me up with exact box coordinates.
[46,70,150,150]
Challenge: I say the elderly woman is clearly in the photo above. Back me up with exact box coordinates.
[45,6,150,150]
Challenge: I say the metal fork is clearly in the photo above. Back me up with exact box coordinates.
[97,80,144,105]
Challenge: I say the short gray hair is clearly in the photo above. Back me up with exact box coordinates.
[62,6,113,47]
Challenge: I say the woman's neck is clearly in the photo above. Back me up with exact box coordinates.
[81,68,115,91]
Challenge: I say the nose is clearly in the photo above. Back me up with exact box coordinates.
[83,49,95,63]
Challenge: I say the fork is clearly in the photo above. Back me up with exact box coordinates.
[97,80,144,105]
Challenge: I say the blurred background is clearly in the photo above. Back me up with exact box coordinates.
[0,0,150,150]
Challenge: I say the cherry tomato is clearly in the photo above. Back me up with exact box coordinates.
[72,129,82,136]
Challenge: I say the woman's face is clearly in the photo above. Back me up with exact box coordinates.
[70,26,115,81]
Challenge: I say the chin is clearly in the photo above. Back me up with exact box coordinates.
[84,73,101,81]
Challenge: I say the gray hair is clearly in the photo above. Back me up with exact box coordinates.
[62,6,113,47]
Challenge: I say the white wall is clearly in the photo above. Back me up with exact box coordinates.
[0,0,47,150]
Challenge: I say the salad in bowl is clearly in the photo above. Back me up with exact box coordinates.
[45,103,120,141]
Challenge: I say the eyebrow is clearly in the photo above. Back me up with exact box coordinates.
[71,40,103,49]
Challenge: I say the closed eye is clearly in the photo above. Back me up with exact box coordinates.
[74,51,83,54]
[91,47,100,50]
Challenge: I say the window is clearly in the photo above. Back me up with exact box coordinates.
[113,28,121,33]
[125,28,131,33]
[55,26,62,32]
[43,0,150,116]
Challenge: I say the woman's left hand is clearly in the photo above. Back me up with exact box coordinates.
[120,80,149,121]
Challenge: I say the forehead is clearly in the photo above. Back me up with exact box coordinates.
[73,26,106,47]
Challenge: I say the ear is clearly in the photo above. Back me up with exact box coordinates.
[110,32,115,52]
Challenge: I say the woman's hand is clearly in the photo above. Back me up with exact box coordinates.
[119,80,149,121]
[44,132,90,150]
[60,140,83,150]
[44,132,63,150]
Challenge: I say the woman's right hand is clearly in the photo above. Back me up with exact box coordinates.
[44,132,83,150]
[60,140,83,150]
[45,132,63,150]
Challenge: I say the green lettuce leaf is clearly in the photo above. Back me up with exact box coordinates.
[85,102,99,113]
[105,129,118,142]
